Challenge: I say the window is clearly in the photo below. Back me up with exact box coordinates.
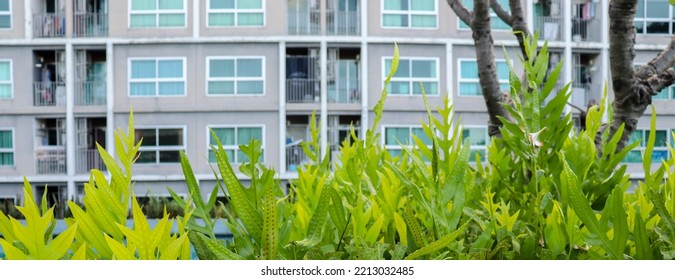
[0,60,11,99]
[0,129,13,166]
[135,127,185,164]
[459,0,510,30]
[624,129,669,163]
[208,126,264,163]
[459,59,510,96]
[129,58,185,96]
[382,0,437,28]
[384,126,431,158]
[207,57,264,95]
[0,0,10,29]
[130,0,186,28]
[462,127,489,163]
[383,57,439,95]
[635,0,675,34]
[208,0,264,27]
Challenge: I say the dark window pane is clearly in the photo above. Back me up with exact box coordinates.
[646,21,669,34]
[138,151,157,163]
[158,129,183,146]
[159,150,180,163]
[136,129,157,146]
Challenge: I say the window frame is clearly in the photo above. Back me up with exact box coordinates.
[0,0,11,29]
[635,0,674,35]
[205,56,266,96]
[0,59,12,99]
[382,56,441,96]
[206,0,266,28]
[128,57,187,97]
[380,0,438,29]
[457,0,510,31]
[206,125,266,164]
[382,125,432,157]
[128,0,188,29]
[623,128,670,163]
[0,127,15,167]
[134,126,187,165]
[457,58,510,97]
[462,125,489,163]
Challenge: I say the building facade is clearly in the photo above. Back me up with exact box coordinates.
[0,0,672,207]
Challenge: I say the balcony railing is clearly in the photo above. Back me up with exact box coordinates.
[287,11,320,35]
[34,82,66,106]
[76,149,106,174]
[287,78,320,103]
[74,13,108,37]
[286,145,308,172]
[534,16,562,41]
[33,13,66,38]
[570,83,601,109]
[75,80,106,106]
[328,79,360,104]
[572,18,600,42]
[36,148,66,174]
[327,11,359,36]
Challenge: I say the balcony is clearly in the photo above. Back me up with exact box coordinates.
[287,10,320,35]
[570,83,601,109]
[286,144,309,172]
[534,16,562,41]
[33,13,66,38]
[76,149,105,174]
[75,80,106,106]
[327,11,359,36]
[36,148,66,174]
[571,2,600,42]
[74,13,108,37]
[287,54,320,103]
[33,81,66,106]
[328,78,359,104]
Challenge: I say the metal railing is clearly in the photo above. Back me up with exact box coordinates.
[327,11,359,36]
[36,148,66,174]
[534,16,562,41]
[328,79,360,104]
[287,11,320,35]
[570,83,601,108]
[287,78,321,103]
[34,82,66,106]
[74,13,108,37]
[76,149,106,174]
[572,18,600,42]
[75,80,106,106]
[286,145,308,172]
[33,13,66,38]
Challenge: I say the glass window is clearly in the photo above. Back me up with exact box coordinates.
[459,59,510,96]
[635,0,674,34]
[208,0,264,27]
[0,129,13,166]
[0,0,10,29]
[0,61,11,99]
[382,0,437,28]
[135,128,185,164]
[459,0,510,30]
[384,126,432,157]
[130,0,186,28]
[623,129,669,163]
[463,127,489,162]
[384,58,439,95]
[207,57,264,95]
[208,126,264,163]
[130,58,185,96]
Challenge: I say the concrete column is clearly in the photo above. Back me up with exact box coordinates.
[360,42,368,138]
[563,0,572,115]
[25,0,33,39]
[65,43,75,199]
[193,0,200,38]
[526,0,534,34]
[65,0,73,37]
[601,0,610,122]
[106,42,114,157]
[320,41,328,160]
[279,41,287,174]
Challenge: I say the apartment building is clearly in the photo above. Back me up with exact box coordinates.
[0,0,672,208]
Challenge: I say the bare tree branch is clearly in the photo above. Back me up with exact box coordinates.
[447,0,473,27]
[636,36,675,79]
[508,0,530,60]
[491,0,512,25]
[472,0,512,137]
[609,0,637,99]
